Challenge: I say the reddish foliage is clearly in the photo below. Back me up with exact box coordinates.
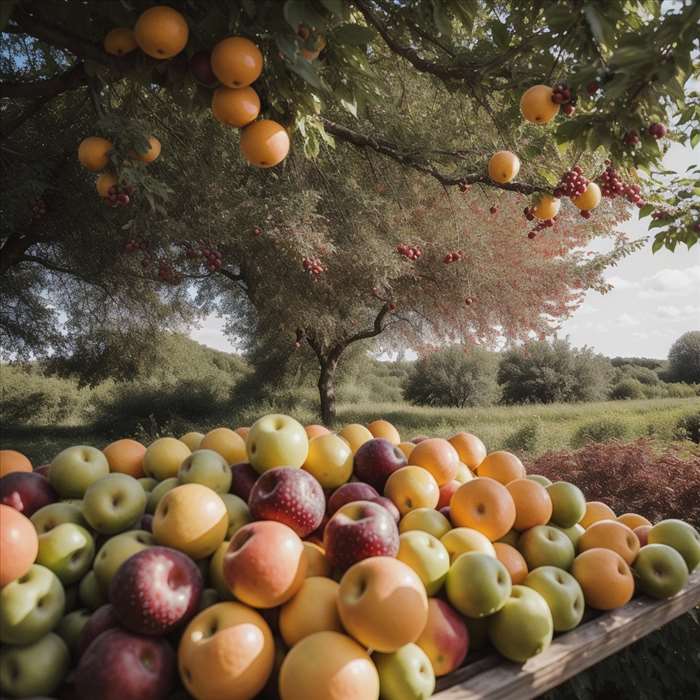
[527,439,700,527]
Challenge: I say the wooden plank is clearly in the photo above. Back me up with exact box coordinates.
[435,568,700,700]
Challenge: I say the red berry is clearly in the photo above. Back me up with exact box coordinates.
[586,81,599,96]
[489,206,497,215]
[528,231,536,239]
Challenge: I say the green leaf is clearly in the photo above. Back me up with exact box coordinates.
[651,235,665,253]
[333,23,375,46]
[276,34,299,61]
[431,0,451,36]
[691,130,700,148]
[491,21,510,48]
[583,3,613,51]
[283,0,325,30]
[286,56,324,89]
[318,0,346,18]
[638,204,654,217]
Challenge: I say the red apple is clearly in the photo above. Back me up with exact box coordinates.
[78,603,119,656]
[437,480,461,510]
[248,467,325,537]
[230,462,259,502]
[140,513,154,532]
[0,471,58,516]
[370,495,400,523]
[416,598,469,676]
[75,628,176,700]
[327,482,380,516]
[189,50,217,85]
[353,439,407,491]
[34,464,51,478]
[109,546,203,635]
[324,500,399,573]
[634,524,652,547]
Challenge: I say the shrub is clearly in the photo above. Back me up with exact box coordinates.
[674,412,700,444]
[617,364,660,385]
[610,356,664,370]
[503,421,542,454]
[609,378,645,400]
[571,418,628,448]
[663,382,697,398]
[498,339,614,404]
[667,331,700,384]
[403,346,499,407]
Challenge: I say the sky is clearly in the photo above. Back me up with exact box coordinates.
[190,142,699,361]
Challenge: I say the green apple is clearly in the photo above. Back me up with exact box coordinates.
[488,585,553,662]
[37,523,94,585]
[0,564,65,645]
[373,643,435,700]
[527,474,552,487]
[93,529,154,592]
[82,473,146,535]
[546,481,586,528]
[178,449,232,493]
[647,519,700,572]
[146,477,179,514]
[220,493,252,539]
[138,477,158,493]
[209,540,234,601]
[49,446,109,499]
[78,570,106,611]
[519,525,575,571]
[397,531,450,595]
[446,551,511,618]
[634,544,689,599]
[497,529,520,547]
[246,413,309,473]
[0,632,70,698]
[31,501,87,534]
[56,608,90,658]
[523,566,584,632]
[553,523,585,549]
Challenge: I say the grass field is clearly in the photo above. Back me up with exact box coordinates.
[3,396,698,465]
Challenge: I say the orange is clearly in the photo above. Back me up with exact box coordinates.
[571,182,601,211]
[0,449,32,477]
[506,478,552,531]
[520,85,559,124]
[450,477,516,541]
[240,120,290,168]
[0,505,38,586]
[179,432,204,451]
[211,36,263,88]
[532,194,560,220]
[211,86,260,128]
[409,438,459,486]
[488,151,521,184]
[367,419,401,445]
[134,6,189,59]
[102,438,146,478]
[78,136,112,172]
[580,501,616,528]
[337,423,373,454]
[578,519,640,565]
[572,548,634,610]
[448,432,486,469]
[493,542,528,585]
[477,451,525,485]
[132,136,161,163]
[617,513,652,530]
[200,427,247,465]
[304,424,330,440]
[103,28,137,56]
[96,172,118,198]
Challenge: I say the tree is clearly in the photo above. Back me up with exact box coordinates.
[498,339,614,404]
[403,346,499,407]
[667,331,700,384]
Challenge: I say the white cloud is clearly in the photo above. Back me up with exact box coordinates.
[617,313,641,327]
[656,304,700,320]
[605,275,639,290]
[639,265,700,298]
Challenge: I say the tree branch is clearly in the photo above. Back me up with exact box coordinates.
[343,303,391,346]
[0,61,87,98]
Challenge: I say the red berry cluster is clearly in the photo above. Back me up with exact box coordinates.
[648,122,667,139]
[124,238,147,253]
[523,206,535,221]
[623,130,640,146]
[551,83,572,104]
[302,256,325,277]
[106,184,134,208]
[443,250,465,264]
[31,199,47,219]
[185,241,223,271]
[553,166,589,198]
[651,209,672,221]
[396,243,423,260]
[158,261,181,285]
[253,226,263,237]
[596,162,645,208]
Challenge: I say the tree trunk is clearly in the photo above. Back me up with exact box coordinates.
[318,355,339,426]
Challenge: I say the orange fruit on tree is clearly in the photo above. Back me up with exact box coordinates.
[409,437,460,486]
[240,119,290,168]
[211,86,260,128]
[367,419,401,445]
[488,150,521,184]
[572,182,602,211]
[477,450,526,485]
[506,478,552,531]
[78,136,112,172]
[533,194,561,220]
[448,432,486,469]
[0,449,32,477]
[493,542,528,585]
[134,5,189,59]
[102,438,146,478]
[211,36,263,88]
[572,548,634,610]
[0,505,38,586]
[580,501,616,528]
[520,84,560,124]
[132,136,161,163]
[103,28,138,56]
[450,477,516,541]
[96,172,118,198]
[298,25,327,61]
[617,513,652,530]
[578,519,640,565]
[304,424,330,439]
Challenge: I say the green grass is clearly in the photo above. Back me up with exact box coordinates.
[3,396,698,465]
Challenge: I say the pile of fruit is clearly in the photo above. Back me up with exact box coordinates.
[1,416,698,700]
